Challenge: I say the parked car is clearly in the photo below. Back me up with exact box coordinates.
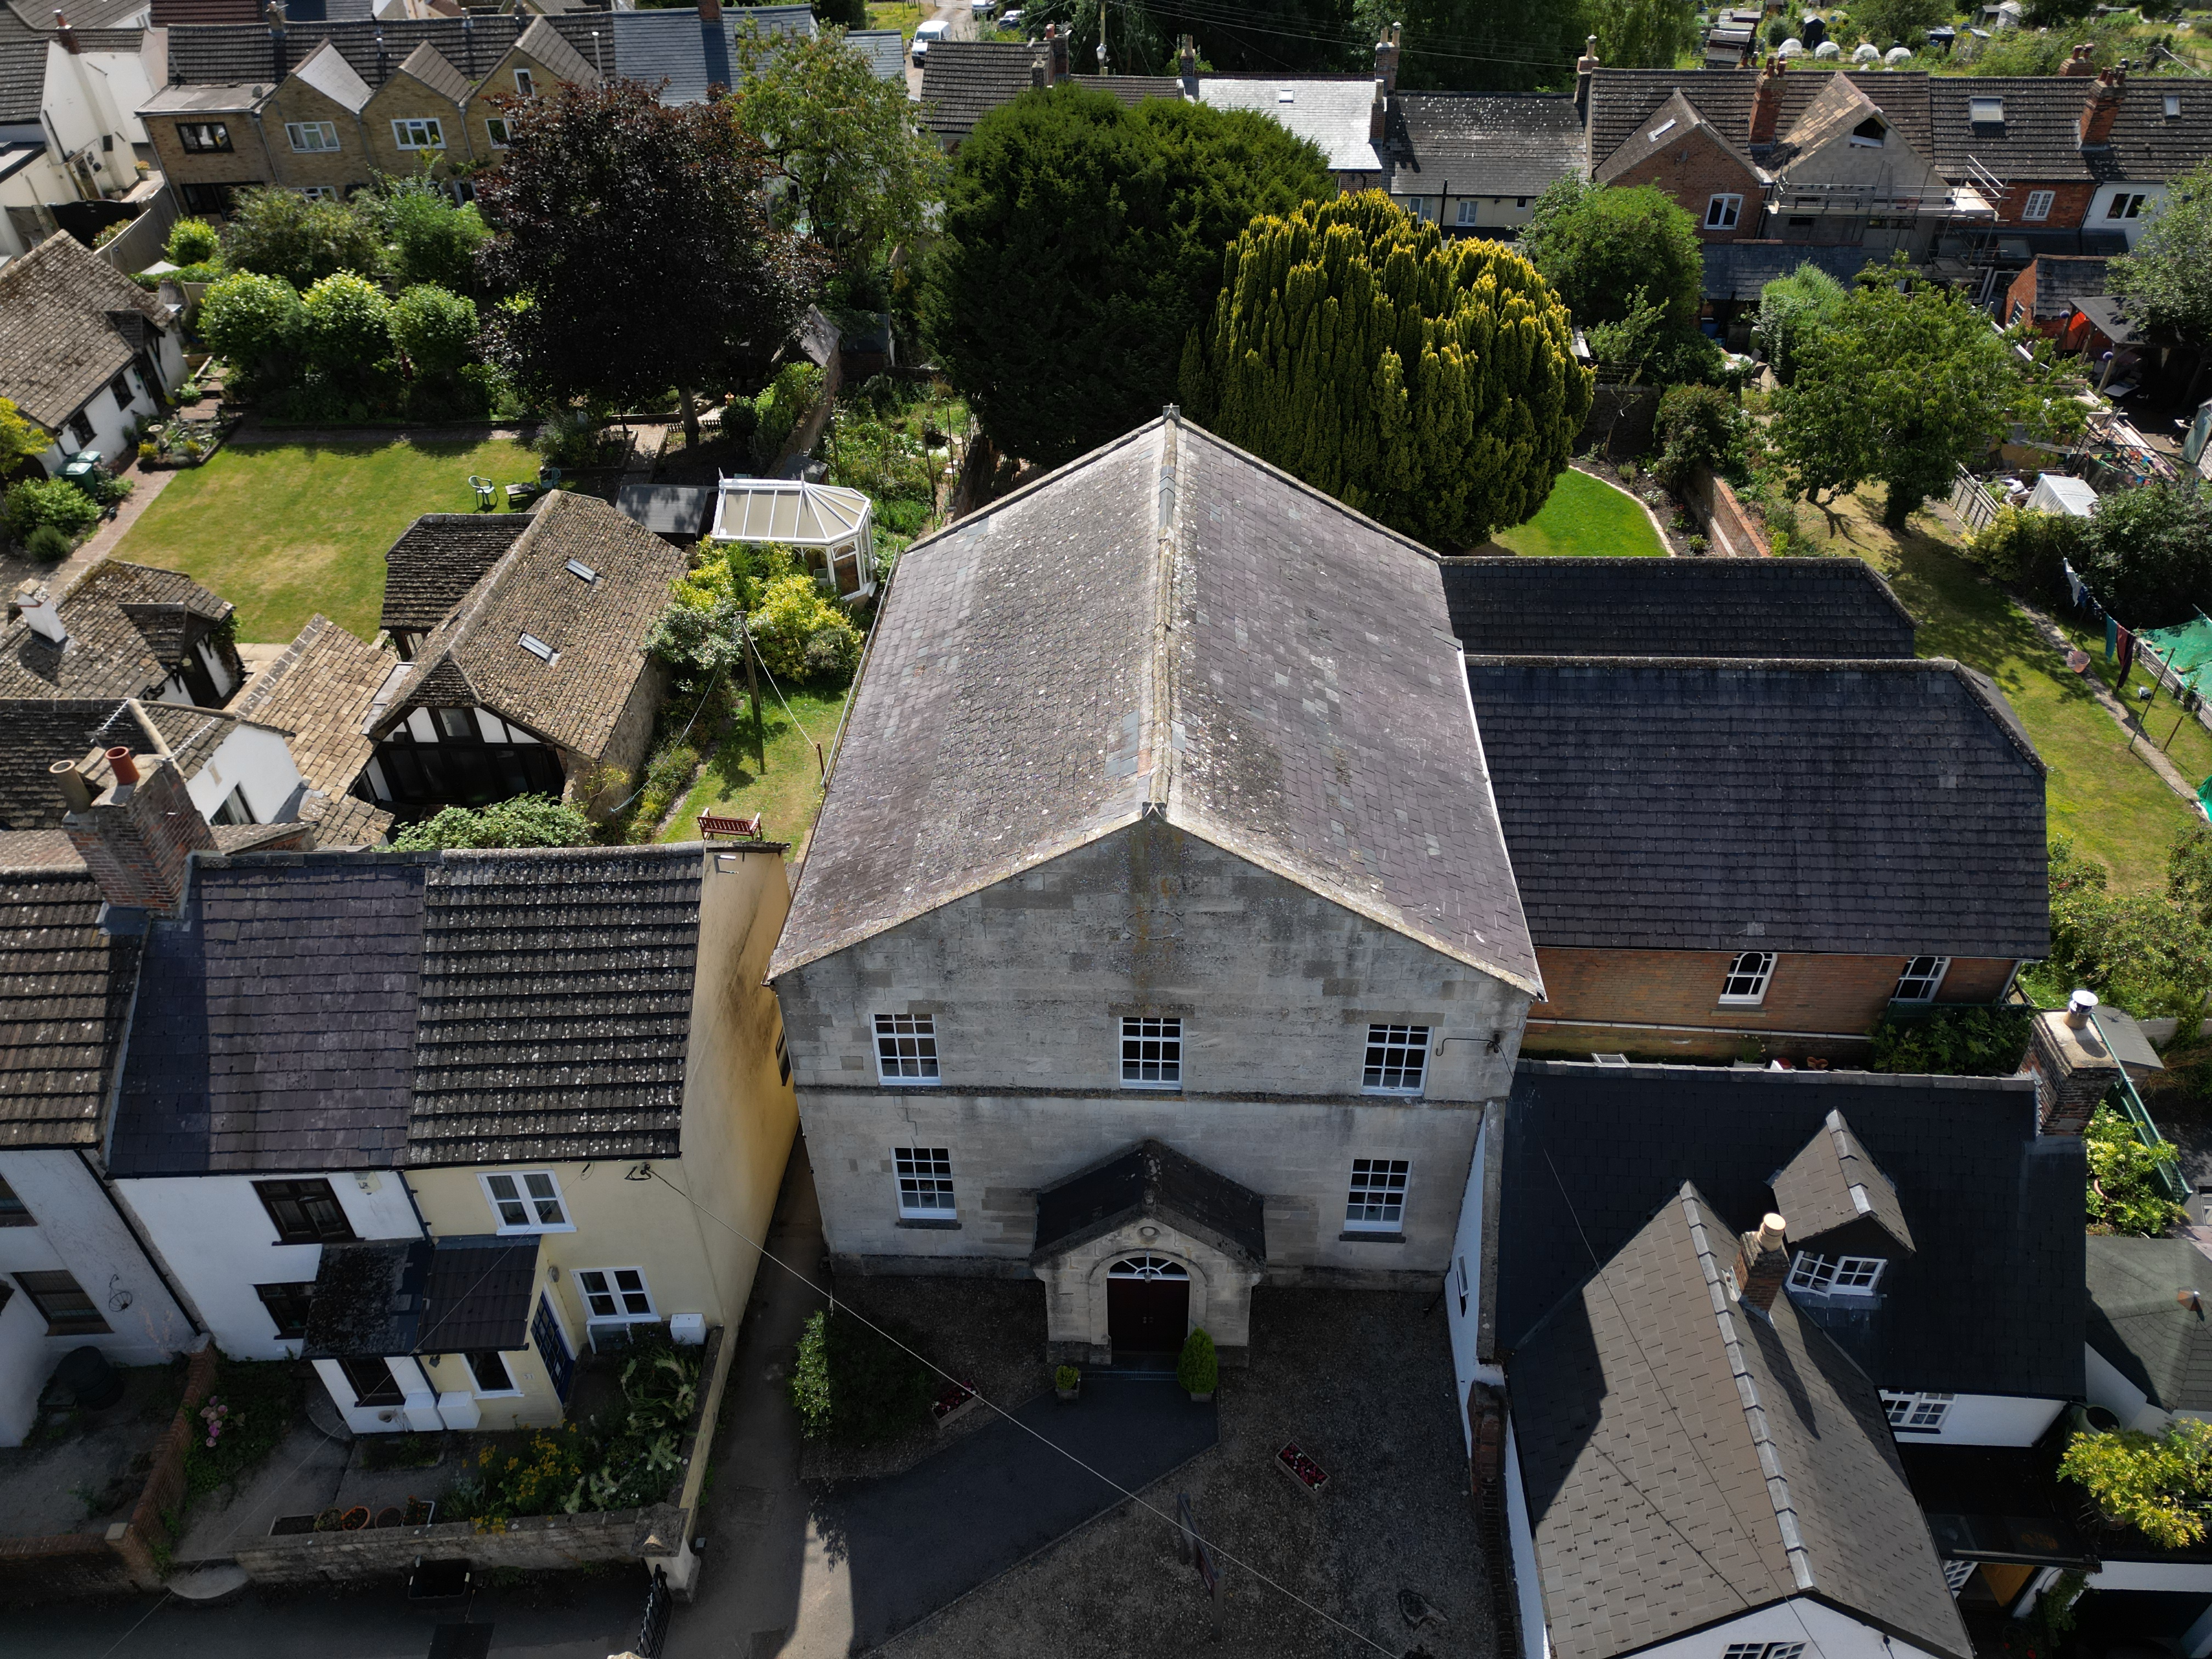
[912,18,949,61]
[1000,8,1024,29]
[970,0,996,14]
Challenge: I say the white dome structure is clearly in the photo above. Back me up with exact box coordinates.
[1884,43,1914,63]
[1813,38,1841,57]
[1776,35,1804,55]
[1853,41,1880,61]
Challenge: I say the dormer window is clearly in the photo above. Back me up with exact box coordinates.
[1969,95,2004,126]
[1849,116,1886,147]
[1788,1251,1886,1295]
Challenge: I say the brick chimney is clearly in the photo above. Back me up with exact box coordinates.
[1370,76,1386,144]
[1178,32,1197,98]
[270,4,287,81]
[1032,46,1047,89]
[53,10,79,52]
[1575,34,1599,121]
[1374,22,1400,97]
[61,751,215,915]
[2080,64,2125,148]
[1750,53,1785,145]
[2027,990,2122,1136]
[698,0,721,23]
[2059,41,2097,77]
[1734,1212,1789,1313]
[1046,22,1067,83]
[13,579,66,645]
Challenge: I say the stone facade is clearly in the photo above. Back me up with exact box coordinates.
[1038,1211,1262,1364]
[775,817,1532,1355]
[578,655,669,817]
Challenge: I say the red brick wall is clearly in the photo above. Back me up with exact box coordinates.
[1987,180,2096,232]
[1524,947,2018,1059]
[1605,128,1763,242]
[1688,469,1770,557]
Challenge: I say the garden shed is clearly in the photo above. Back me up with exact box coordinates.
[2026,474,2098,518]
[710,476,875,599]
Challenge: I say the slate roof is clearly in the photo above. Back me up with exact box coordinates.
[506,13,596,83]
[1700,238,1881,301]
[369,490,686,761]
[611,4,813,104]
[416,1234,538,1351]
[1464,657,2049,958]
[377,512,535,636]
[1198,75,1380,173]
[0,870,142,1149]
[1770,1108,1915,1255]
[391,37,470,101]
[1388,92,1582,199]
[918,42,1035,143]
[2021,253,2112,321]
[1585,66,1937,178]
[407,845,700,1166]
[0,230,174,431]
[0,562,233,704]
[106,854,430,1175]
[1498,1063,2086,1400]
[1032,1138,1266,1266]
[0,697,157,831]
[843,25,901,80]
[1925,75,2212,186]
[303,1234,537,1357]
[1511,1180,1972,1659]
[227,614,396,843]
[1438,556,1917,659]
[288,36,372,108]
[2085,1234,2212,1415]
[770,414,1541,993]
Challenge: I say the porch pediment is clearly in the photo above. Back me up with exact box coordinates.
[1030,1138,1265,1269]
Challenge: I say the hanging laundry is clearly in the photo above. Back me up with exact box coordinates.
[2064,561,2086,608]
[2118,625,2136,679]
[2108,616,2120,661]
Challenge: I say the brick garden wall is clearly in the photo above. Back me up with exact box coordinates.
[1688,468,1770,557]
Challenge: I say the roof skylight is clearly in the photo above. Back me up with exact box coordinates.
[520,633,557,662]
[566,558,598,583]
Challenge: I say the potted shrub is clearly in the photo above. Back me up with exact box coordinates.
[1054,1365,1081,1402]
[1177,1328,1217,1403]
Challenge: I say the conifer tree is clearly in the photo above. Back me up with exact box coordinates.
[1181,191,1591,550]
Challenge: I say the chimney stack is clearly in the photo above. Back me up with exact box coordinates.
[270,4,287,82]
[2059,41,2097,77]
[1178,32,1197,97]
[2027,992,2121,1136]
[1031,46,1046,89]
[1046,22,1066,83]
[53,10,79,52]
[61,754,215,915]
[1370,76,1386,143]
[49,760,92,815]
[1734,1212,1789,1313]
[1575,33,1598,120]
[698,0,721,23]
[2080,63,2125,148]
[1375,21,1400,97]
[1749,52,1785,145]
[14,580,67,646]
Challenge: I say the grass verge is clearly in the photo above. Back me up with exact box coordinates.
[109,437,540,642]
[661,685,850,857]
[1790,486,2203,891]
[865,1,926,41]
[1490,467,1664,558]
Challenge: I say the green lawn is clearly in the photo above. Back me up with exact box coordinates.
[865,1,924,41]
[662,686,850,859]
[1792,487,2205,891]
[1489,468,1666,558]
[111,438,541,642]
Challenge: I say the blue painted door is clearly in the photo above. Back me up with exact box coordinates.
[533,1292,575,1403]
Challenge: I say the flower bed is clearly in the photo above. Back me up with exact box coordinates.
[138,412,239,470]
[1276,1442,1329,1497]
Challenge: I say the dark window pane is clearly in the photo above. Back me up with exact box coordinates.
[337,1356,402,1406]
[254,1282,316,1339]
[16,1269,110,1335]
[254,1179,357,1245]
[466,1351,514,1392]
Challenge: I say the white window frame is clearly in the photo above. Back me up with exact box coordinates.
[1705,193,1741,230]
[874,1013,940,1084]
[1882,1391,1954,1432]
[479,1169,573,1234]
[1787,1251,1886,1296]
[893,1147,955,1218]
[2109,192,2146,220]
[2022,189,2053,222]
[286,120,340,153]
[514,67,535,96]
[1361,1023,1430,1095]
[1892,955,1950,1003]
[1345,1157,1410,1233]
[575,1266,656,1322]
[392,117,445,151]
[298,186,339,202]
[1454,198,1477,227]
[463,1349,524,1397]
[1120,1015,1182,1088]
[486,117,511,149]
[1718,950,1776,1006]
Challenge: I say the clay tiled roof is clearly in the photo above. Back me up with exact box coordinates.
[0,562,233,704]
[229,613,397,843]
[918,41,1035,143]
[390,37,471,101]
[0,870,143,1148]
[1926,75,2212,187]
[507,13,598,83]
[378,512,535,635]
[370,490,685,761]
[0,231,174,432]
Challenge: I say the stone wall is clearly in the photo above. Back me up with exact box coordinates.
[232,1504,689,1588]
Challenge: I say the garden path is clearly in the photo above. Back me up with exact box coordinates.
[2015,593,2202,809]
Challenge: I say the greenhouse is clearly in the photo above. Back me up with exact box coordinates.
[709,476,875,599]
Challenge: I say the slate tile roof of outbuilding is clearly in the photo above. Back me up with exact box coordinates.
[770,414,1540,993]
[0,562,233,703]
[2085,1234,2212,1415]
[1439,556,1917,659]
[1925,76,2212,185]
[228,613,396,843]
[1465,656,2047,958]
[0,870,142,1148]
[106,853,431,1175]
[1498,1062,2085,1401]
[1770,1108,1916,1255]
[0,230,174,432]
[1389,91,1583,198]
[377,511,535,635]
[370,490,685,759]
[843,26,902,81]
[1511,1178,1972,1659]
[2027,253,2113,320]
[407,844,700,1166]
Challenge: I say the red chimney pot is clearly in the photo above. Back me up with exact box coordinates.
[105,746,139,785]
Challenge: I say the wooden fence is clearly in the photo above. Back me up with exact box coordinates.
[95,186,178,276]
[1949,465,2001,537]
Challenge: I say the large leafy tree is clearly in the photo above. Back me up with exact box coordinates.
[1353,0,1585,90]
[2074,481,2212,628]
[1181,191,1592,549]
[1022,0,1362,75]
[921,87,1333,467]
[1587,0,1700,71]
[221,187,387,288]
[1770,257,2084,524]
[477,79,821,443]
[1517,175,1703,330]
[731,25,945,276]
[2112,159,2212,347]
